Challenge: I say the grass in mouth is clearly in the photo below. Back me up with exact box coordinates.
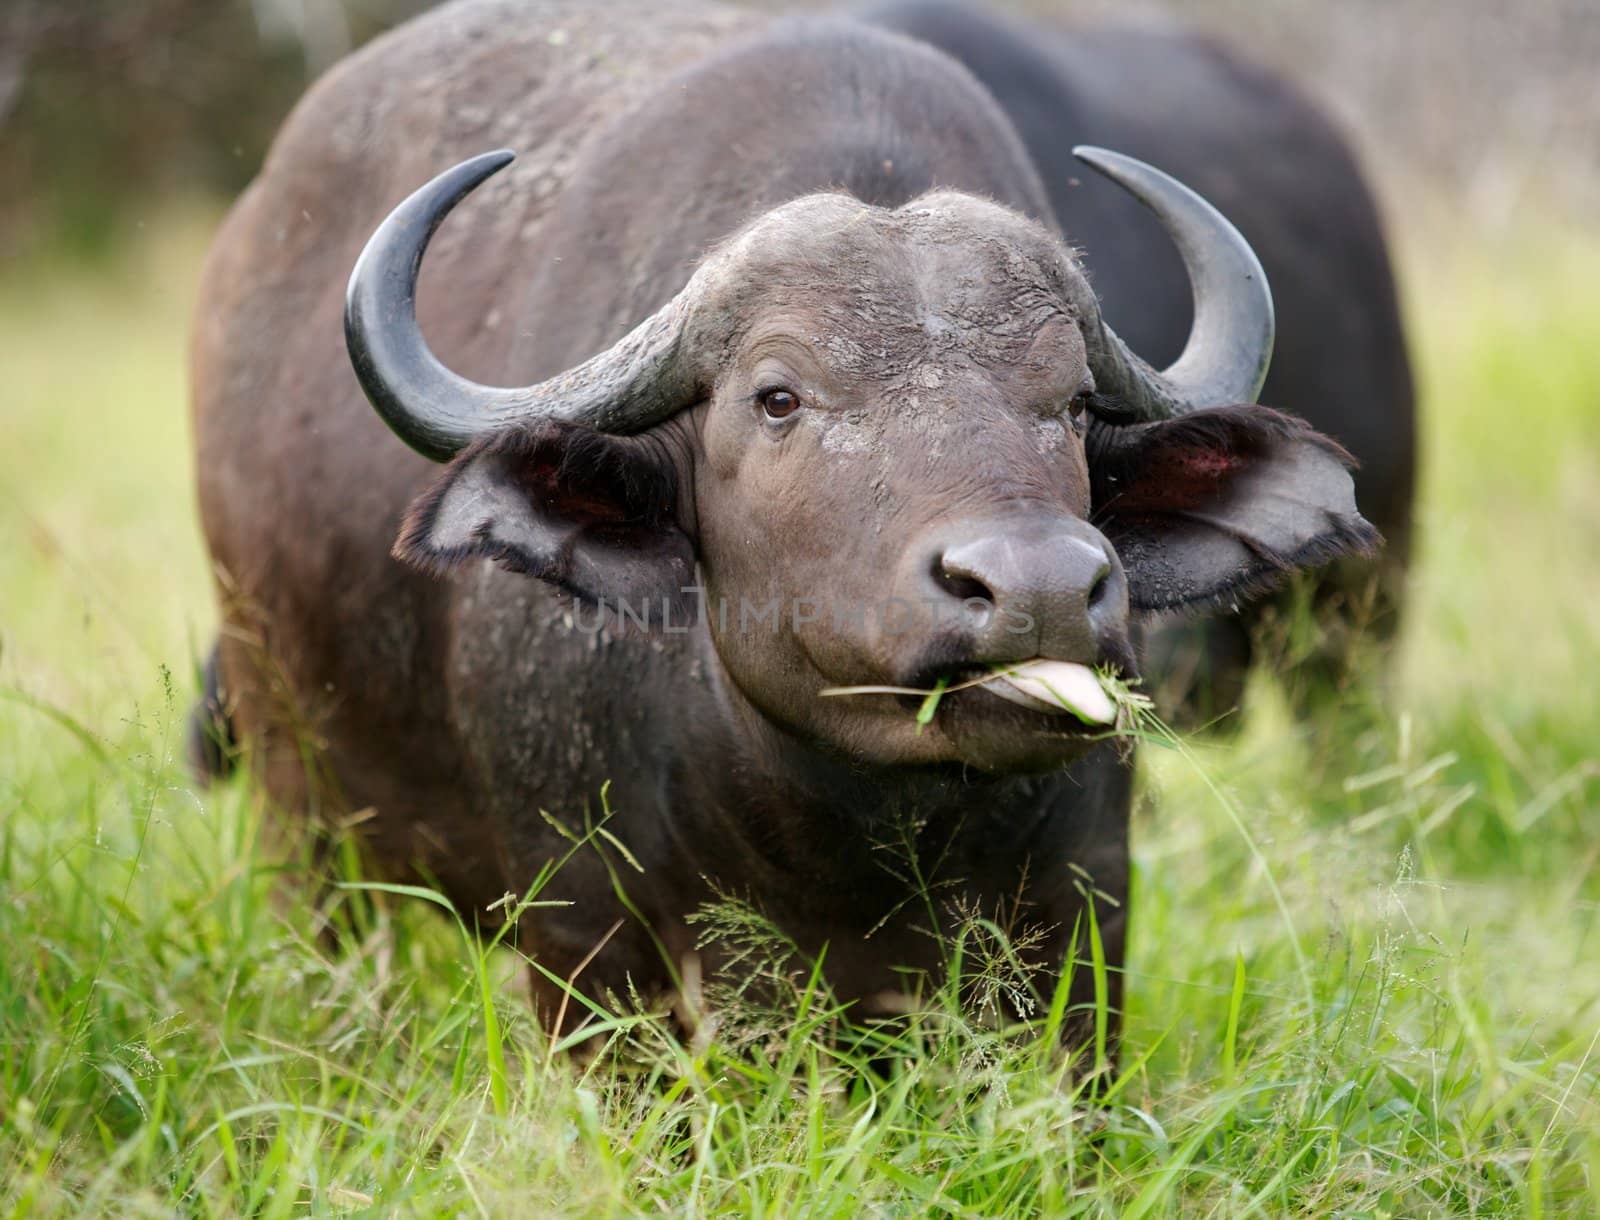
[821,664,1156,737]
[914,677,948,735]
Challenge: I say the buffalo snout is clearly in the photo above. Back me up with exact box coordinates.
[891,515,1134,679]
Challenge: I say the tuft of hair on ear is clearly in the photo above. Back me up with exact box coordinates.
[393,418,682,580]
[1139,502,1382,620]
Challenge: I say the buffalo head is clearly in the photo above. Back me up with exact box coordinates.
[345,150,1375,771]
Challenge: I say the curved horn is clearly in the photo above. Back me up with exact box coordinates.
[345,150,697,461]
[1071,146,1275,421]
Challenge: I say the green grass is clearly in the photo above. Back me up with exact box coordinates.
[3,209,1599,1216]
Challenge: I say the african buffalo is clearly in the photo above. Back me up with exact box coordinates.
[191,0,1398,1042]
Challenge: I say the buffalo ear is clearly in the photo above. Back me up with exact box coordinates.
[396,420,696,617]
[1091,406,1380,613]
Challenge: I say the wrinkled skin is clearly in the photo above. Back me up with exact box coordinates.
[192,0,1380,1043]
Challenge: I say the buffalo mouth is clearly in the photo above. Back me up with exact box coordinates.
[897,658,1125,735]
[982,659,1120,725]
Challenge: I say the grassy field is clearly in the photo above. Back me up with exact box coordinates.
[2,206,1598,1216]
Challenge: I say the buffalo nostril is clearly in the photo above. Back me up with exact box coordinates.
[1086,563,1112,610]
[933,555,994,607]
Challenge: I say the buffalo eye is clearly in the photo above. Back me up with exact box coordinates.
[759,387,802,421]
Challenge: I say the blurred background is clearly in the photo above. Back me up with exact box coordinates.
[3,0,1597,259]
